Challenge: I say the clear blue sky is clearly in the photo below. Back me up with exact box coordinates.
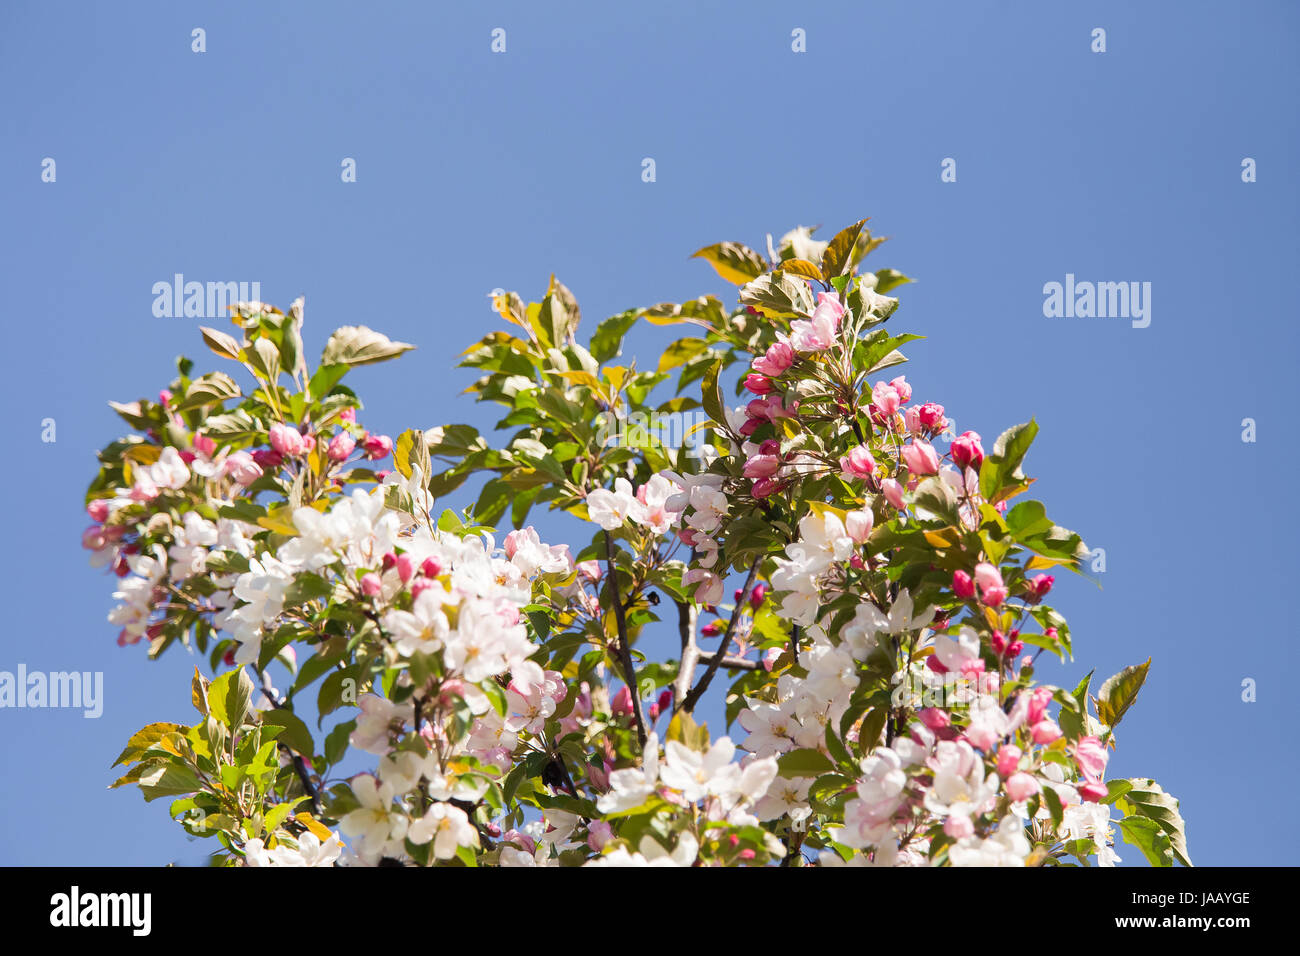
[1,1,1295,865]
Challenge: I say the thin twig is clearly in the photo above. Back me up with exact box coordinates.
[678,560,761,715]
[603,531,647,749]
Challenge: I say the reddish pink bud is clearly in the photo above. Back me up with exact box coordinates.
[381,552,397,571]
[953,570,975,600]
[338,408,357,423]
[421,557,444,578]
[1079,781,1108,803]
[222,648,236,666]
[611,685,634,717]
[701,620,724,637]
[193,434,217,457]
[881,478,906,510]
[990,630,1007,655]
[738,849,756,861]
[917,402,946,431]
[739,418,762,437]
[918,707,950,731]
[360,573,383,596]
[158,389,173,407]
[362,433,393,459]
[743,373,773,395]
[1027,686,1054,725]
[1027,573,1055,603]
[1045,626,1059,643]
[902,441,940,476]
[1006,639,1024,656]
[926,655,949,675]
[395,552,415,584]
[411,578,435,599]
[251,449,283,469]
[950,431,984,471]
[749,583,767,608]
[750,477,782,498]
[86,500,110,523]
[656,688,673,713]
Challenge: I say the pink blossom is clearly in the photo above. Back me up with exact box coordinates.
[1027,686,1054,725]
[360,573,383,596]
[1027,574,1055,603]
[888,376,912,403]
[918,708,950,731]
[394,552,415,584]
[87,500,110,523]
[587,820,614,851]
[252,449,283,469]
[917,402,946,431]
[973,562,1006,607]
[611,685,634,717]
[193,433,217,457]
[953,570,975,600]
[743,373,773,395]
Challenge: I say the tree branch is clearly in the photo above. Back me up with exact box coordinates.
[603,530,647,749]
[678,559,761,715]
[260,670,322,817]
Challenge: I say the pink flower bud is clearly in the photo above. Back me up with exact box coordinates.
[1027,686,1054,725]
[656,688,673,713]
[743,373,773,395]
[990,630,1007,655]
[87,500,110,523]
[81,526,107,551]
[950,431,984,471]
[362,433,393,460]
[1030,719,1062,745]
[269,423,306,457]
[889,376,912,403]
[751,477,781,498]
[611,685,634,717]
[845,509,873,544]
[252,449,283,469]
[1005,772,1040,802]
[973,563,1006,607]
[902,441,940,476]
[749,583,767,608]
[743,454,782,479]
[917,402,946,431]
[700,620,724,637]
[158,389,173,408]
[918,707,950,731]
[193,434,217,457]
[752,341,794,377]
[881,478,906,510]
[1079,781,1108,803]
[395,552,415,584]
[587,820,614,851]
[328,431,356,462]
[1073,735,1109,782]
[223,450,264,486]
[943,814,974,840]
[1027,573,1055,603]
[411,578,435,599]
[421,557,444,578]
[839,445,876,479]
[953,570,975,600]
[1006,639,1024,656]
[360,573,383,597]
[338,407,357,424]
[996,746,1022,778]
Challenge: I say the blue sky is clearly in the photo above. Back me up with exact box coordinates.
[1,0,1296,865]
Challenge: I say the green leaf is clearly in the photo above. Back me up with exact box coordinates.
[112,722,184,768]
[701,359,726,429]
[978,420,1039,501]
[174,372,241,411]
[260,708,315,756]
[590,309,638,363]
[1121,778,1192,866]
[308,363,349,399]
[321,325,415,367]
[1096,658,1150,729]
[776,748,835,778]
[208,668,254,730]
[1117,815,1173,867]
[199,326,243,360]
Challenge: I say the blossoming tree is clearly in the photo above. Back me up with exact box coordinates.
[86,219,1190,867]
